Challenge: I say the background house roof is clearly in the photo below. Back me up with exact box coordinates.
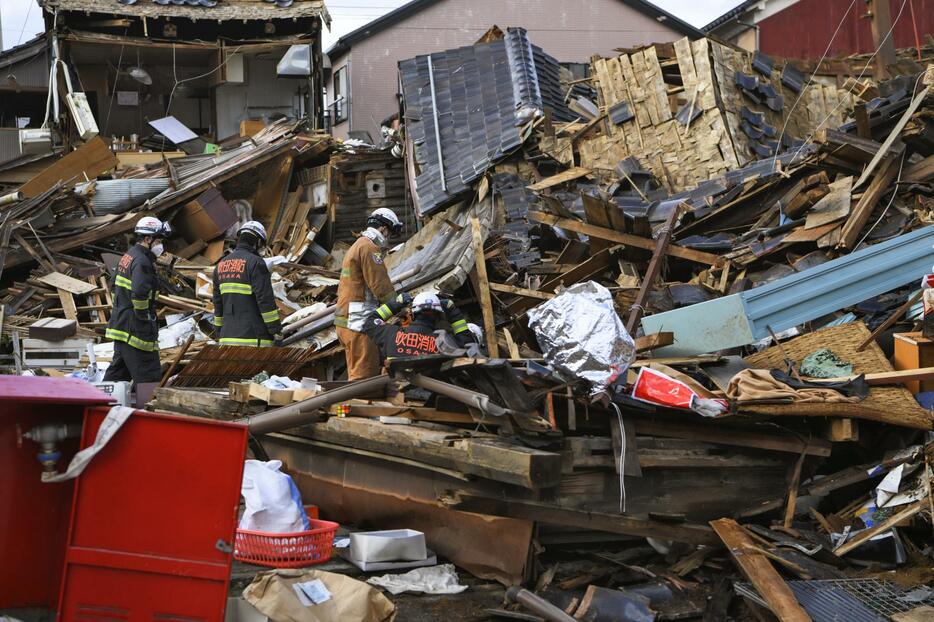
[43,0,331,24]
[703,0,760,31]
[326,0,703,57]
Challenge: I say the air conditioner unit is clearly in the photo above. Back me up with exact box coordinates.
[65,92,99,140]
[19,128,52,154]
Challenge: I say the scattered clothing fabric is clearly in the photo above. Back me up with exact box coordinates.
[727,368,863,404]
[367,564,468,595]
[773,369,868,399]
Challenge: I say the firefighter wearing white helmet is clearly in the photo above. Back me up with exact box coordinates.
[361,291,478,365]
[335,209,404,379]
[103,216,171,383]
[211,221,281,347]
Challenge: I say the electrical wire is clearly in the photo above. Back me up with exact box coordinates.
[785,0,911,166]
[15,0,34,46]
[103,30,129,136]
[165,43,243,116]
[610,401,626,514]
[771,0,858,171]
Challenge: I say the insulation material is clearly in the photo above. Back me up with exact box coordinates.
[527,281,635,393]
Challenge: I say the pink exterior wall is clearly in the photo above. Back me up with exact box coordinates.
[330,0,684,139]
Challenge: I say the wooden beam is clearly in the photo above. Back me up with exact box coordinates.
[840,152,902,249]
[834,501,924,556]
[57,290,78,321]
[627,203,682,332]
[472,217,499,358]
[489,282,555,301]
[18,137,117,199]
[631,419,831,457]
[447,493,718,545]
[529,211,719,265]
[634,332,675,353]
[809,366,934,386]
[710,519,812,622]
[526,167,592,191]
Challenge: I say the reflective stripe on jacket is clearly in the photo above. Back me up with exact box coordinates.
[211,242,281,347]
[335,233,395,332]
[106,244,158,352]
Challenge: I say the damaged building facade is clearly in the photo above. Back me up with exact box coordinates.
[2,2,934,620]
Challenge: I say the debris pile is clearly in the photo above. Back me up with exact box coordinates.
[3,26,934,622]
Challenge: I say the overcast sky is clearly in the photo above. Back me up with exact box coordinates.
[2,0,744,51]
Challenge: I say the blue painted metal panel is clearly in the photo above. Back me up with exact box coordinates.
[642,224,934,356]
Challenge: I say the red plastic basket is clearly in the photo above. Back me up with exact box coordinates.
[234,506,338,568]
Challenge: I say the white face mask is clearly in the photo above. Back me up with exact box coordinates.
[151,242,164,258]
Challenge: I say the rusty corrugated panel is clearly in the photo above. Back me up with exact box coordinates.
[759,0,934,59]
[172,345,319,388]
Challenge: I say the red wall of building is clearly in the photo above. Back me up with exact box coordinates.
[758,0,932,60]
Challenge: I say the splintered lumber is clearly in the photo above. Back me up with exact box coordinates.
[856,290,923,350]
[150,387,263,420]
[472,216,499,358]
[445,493,718,545]
[833,501,925,556]
[58,291,78,321]
[627,203,682,332]
[634,332,675,352]
[526,167,592,191]
[326,401,481,425]
[710,519,812,622]
[488,282,555,301]
[294,416,561,489]
[631,419,831,457]
[839,152,902,249]
[529,211,719,264]
[18,137,118,198]
[37,272,97,295]
[810,367,934,386]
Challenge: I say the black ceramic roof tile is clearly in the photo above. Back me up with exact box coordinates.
[400,28,570,216]
[781,64,804,93]
[752,52,773,77]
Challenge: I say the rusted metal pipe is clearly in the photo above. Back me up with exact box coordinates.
[407,373,506,417]
[241,374,391,435]
[505,587,576,622]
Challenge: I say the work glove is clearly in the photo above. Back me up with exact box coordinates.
[465,342,484,358]
[273,334,284,347]
[440,298,455,312]
[396,292,414,307]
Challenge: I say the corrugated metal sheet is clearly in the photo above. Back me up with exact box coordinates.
[76,178,171,215]
[643,223,934,355]
[0,132,23,167]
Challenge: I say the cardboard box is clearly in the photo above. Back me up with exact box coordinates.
[178,188,237,242]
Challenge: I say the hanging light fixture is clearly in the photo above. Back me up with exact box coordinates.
[128,50,152,85]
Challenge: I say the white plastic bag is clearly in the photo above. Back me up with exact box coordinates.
[240,460,310,533]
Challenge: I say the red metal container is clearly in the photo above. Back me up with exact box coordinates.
[0,376,111,611]
[57,408,248,621]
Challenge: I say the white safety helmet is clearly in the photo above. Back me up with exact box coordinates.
[135,216,170,238]
[467,322,484,346]
[367,208,403,237]
[238,220,268,244]
[412,292,443,315]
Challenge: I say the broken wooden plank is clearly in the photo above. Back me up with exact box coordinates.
[631,418,831,457]
[488,282,555,301]
[839,152,902,249]
[472,216,499,358]
[57,290,78,321]
[833,501,924,556]
[634,332,674,352]
[527,167,592,191]
[710,518,812,622]
[38,272,98,295]
[19,137,118,198]
[809,366,934,386]
[529,211,719,264]
[447,493,718,545]
[627,203,682,332]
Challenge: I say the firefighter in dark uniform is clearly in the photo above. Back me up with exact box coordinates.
[103,216,169,383]
[211,221,282,346]
[361,291,477,365]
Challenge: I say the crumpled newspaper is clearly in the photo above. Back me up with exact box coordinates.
[527,281,636,393]
[366,564,467,595]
